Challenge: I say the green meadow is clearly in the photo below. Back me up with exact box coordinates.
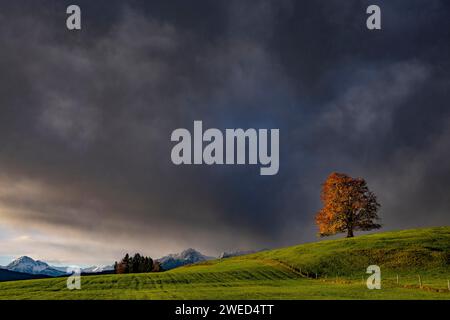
[0,227,449,300]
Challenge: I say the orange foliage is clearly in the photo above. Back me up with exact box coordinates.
[315,172,381,238]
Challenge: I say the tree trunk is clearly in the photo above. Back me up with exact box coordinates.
[346,228,354,238]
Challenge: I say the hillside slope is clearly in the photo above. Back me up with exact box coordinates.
[239,226,450,276]
[0,227,449,300]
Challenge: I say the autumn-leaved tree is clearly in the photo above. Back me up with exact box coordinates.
[315,172,381,238]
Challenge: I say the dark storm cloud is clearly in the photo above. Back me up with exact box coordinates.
[0,0,449,262]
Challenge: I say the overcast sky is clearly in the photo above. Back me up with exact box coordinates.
[0,0,449,266]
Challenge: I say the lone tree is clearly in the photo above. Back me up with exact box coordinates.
[315,172,381,238]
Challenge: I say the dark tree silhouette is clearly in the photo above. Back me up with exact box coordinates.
[115,253,156,274]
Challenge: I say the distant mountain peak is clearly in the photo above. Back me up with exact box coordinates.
[81,265,114,273]
[178,248,204,258]
[7,256,47,268]
[12,256,35,263]
[181,248,197,254]
[6,256,65,277]
[157,248,213,271]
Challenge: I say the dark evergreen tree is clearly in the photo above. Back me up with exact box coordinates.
[114,253,158,274]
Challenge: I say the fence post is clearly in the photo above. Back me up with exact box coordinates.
[396,274,399,285]
[418,275,422,289]
[447,279,449,291]
[362,276,364,286]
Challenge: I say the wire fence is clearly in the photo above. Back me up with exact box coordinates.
[279,261,450,292]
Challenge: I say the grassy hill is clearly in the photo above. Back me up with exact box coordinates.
[0,227,449,300]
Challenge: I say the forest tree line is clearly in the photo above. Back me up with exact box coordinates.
[114,253,162,274]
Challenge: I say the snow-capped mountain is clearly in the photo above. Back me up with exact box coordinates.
[5,256,114,276]
[81,265,114,273]
[49,266,70,273]
[157,248,213,270]
[6,256,65,277]
[50,265,114,274]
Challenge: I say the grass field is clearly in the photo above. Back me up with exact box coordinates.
[0,227,449,300]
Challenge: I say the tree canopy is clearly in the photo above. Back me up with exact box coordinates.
[315,172,381,238]
[114,253,162,274]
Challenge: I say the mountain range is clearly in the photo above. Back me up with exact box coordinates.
[156,248,214,270]
[3,256,66,277]
[0,256,113,277]
[155,248,264,270]
[0,248,261,279]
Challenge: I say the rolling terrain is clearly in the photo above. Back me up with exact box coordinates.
[0,227,449,300]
